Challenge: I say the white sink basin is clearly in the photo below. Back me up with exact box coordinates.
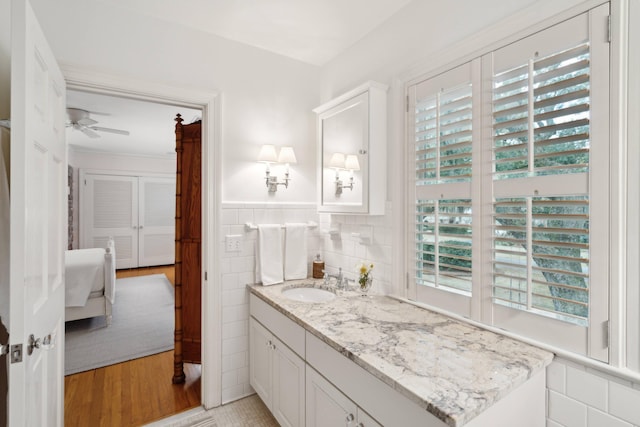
[282,287,336,303]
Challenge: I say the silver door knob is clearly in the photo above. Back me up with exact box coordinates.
[346,413,355,422]
[27,333,55,355]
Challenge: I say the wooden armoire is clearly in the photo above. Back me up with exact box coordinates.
[173,114,202,384]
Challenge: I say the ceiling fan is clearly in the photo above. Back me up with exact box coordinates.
[66,108,130,138]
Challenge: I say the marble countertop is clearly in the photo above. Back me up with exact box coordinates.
[248,280,554,427]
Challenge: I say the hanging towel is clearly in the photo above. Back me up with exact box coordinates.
[257,224,284,285]
[284,223,308,280]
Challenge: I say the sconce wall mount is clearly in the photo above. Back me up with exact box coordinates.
[258,145,297,193]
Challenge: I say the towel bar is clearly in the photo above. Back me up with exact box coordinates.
[244,221,318,231]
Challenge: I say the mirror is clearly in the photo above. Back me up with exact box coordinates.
[314,81,387,214]
[320,92,368,211]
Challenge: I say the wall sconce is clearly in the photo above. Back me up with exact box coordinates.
[258,144,297,192]
[329,152,360,195]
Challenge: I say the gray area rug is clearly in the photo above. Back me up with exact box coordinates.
[64,274,174,375]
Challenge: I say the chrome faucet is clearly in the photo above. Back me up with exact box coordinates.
[324,267,345,289]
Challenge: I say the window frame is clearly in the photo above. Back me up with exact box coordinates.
[405,3,612,362]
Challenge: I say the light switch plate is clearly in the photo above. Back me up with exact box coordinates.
[225,235,242,252]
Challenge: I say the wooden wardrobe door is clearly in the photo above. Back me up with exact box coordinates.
[173,114,202,383]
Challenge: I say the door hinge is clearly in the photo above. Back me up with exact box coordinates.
[406,95,409,113]
[10,343,23,363]
[604,320,610,348]
[406,272,409,289]
[607,15,611,43]
[204,271,208,281]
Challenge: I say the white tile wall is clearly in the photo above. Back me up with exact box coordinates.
[546,358,640,427]
[220,202,322,403]
[219,202,394,403]
[319,202,394,295]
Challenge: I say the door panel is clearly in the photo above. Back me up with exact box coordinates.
[81,174,138,268]
[138,176,175,267]
[9,0,66,425]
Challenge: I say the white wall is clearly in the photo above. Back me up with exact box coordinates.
[30,0,321,205]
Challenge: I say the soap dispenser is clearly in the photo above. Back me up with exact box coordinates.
[312,254,325,279]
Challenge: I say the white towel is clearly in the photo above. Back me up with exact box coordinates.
[257,224,284,285]
[284,223,308,280]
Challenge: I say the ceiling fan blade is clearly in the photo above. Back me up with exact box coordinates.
[80,126,100,138]
[90,126,130,136]
[77,117,98,126]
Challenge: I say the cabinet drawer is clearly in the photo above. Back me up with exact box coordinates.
[250,294,305,358]
[306,331,446,427]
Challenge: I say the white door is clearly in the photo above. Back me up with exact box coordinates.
[306,366,357,427]
[138,176,175,267]
[81,173,138,268]
[272,335,305,427]
[9,0,67,425]
[249,318,273,409]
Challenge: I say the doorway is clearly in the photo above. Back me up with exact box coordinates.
[62,69,222,421]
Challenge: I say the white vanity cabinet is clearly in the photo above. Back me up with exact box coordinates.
[249,296,306,427]
[306,366,381,427]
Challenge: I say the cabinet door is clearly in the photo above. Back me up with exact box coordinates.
[306,366,358,427]
[81,173,138,268]
[249,318,273,408]
[272,336,305,427]
[138,176,175,267]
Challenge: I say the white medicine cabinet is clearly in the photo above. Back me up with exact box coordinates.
[314,81,387,214]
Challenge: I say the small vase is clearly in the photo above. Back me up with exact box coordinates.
[358,275,372,296]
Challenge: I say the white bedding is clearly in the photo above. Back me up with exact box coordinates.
[65,247,111,307]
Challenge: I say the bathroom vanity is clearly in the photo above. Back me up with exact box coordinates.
[249,279,553,427]
[248,281,553,427]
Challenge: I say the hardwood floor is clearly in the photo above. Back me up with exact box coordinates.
[64,266,200,427]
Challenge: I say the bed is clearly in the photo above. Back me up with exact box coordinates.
[64,238,116,325]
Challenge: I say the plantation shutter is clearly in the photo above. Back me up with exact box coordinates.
[407,5,609,359]
[409,60,481,317]
[487,5,609,360]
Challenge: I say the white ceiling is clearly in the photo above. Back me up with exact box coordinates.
[67,1,411,156]
[66,90,201,157]
[99,0,413,66]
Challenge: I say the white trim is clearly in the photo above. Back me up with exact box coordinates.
[79,168,174,179]
[312,80,388,114]
[623,0,639,371]
[62,64,223,409]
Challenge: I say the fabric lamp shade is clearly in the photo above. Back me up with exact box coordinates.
[329,152,345,169]
[258,144,278,163]
[278,146,297,164]
[345,154,360,171]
